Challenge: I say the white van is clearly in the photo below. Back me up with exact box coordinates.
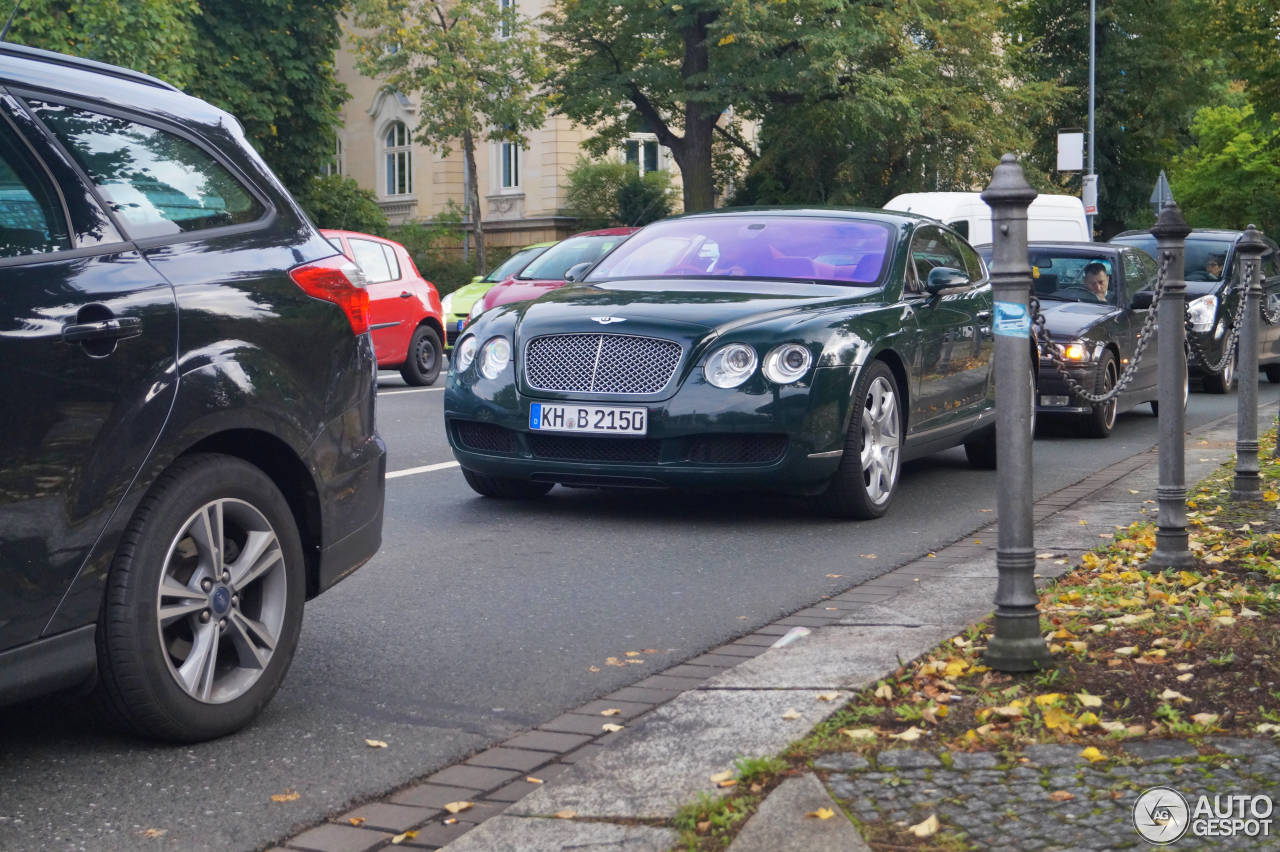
[884,191,1090,245]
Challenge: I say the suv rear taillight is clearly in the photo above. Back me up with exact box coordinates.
[289,255,371,335]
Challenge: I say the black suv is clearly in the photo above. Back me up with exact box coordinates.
[0,44,385,741]
[1110,229,1280,392]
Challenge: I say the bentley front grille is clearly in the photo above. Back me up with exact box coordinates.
[524,333,682,394]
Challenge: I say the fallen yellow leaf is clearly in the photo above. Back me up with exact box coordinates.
[907,814,940,838]
[709,770,734,784]
[839,727,876,741]
[1076,691,1102,708]
[1048,790,1076,801]
[601,723,624,733]
[807,808,835,820]
[347,817,366,826]
[1159,689,1191,703]
[717,778,738,788]
[816,692,840,702]
[1034,693,1064,707]
[444,801,473,814]
[554,810,577,819]
[270,789,300,803]
[892,726,924,742]
[526,776,544,784]
[141,829,167,839]
[365,739,388,748]
[390,830,418,844]
[781,708,802,720]
[1080,746,1107,763]
[1191,713,1219,726]
[874,682,893,700]
[600,708,622,716]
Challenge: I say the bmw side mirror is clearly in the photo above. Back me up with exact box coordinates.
[564,262,592,283]
[925,266,969,294]
[1131,290,1154,310]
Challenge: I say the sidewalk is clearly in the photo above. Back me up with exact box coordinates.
[275,406,1277,852]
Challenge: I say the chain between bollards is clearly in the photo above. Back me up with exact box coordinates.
[980,155,1050,673]
[1231,225,1267,502]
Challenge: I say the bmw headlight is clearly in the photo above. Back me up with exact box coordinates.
[478,336,511,380]
[454,335,478,372]
[1187,294,1218,334]
[441,292,455,316]
[1047,339,1090,362]
[762,343,812,384]
[705,343,758,388]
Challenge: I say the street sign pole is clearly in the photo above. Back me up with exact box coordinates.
[981,155,1050,673]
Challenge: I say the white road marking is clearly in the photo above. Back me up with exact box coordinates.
[387,461,460,479]
[379,387,444,396]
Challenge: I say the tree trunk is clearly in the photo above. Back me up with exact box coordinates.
[463,128,486,273]
[676,13,717,212]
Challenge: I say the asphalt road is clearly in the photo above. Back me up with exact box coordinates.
[1,372,1275,851]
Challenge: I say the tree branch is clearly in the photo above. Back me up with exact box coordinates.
[713,122,758,161]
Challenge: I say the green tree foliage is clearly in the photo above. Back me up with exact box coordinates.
[546,0,928,212]
[351,0,548,273]
[732,0,1053,207]
[184,0,348,195]
[618,171,675,227]
[1005,0,1222,235]
[392,204,475,296]
[5,0,199,87]
[296,173,390,235]
[1209,0,1280,121]
[563,157,675,228]
[1171,101,1280,231]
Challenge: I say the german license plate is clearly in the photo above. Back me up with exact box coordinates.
[529,403,648,435]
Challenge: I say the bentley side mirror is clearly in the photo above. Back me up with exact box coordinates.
[564,262,592,283]
[925,266,970,294]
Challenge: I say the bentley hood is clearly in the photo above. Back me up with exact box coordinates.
[506,278,879,347]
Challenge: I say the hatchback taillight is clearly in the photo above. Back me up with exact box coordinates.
[289,255,371,335]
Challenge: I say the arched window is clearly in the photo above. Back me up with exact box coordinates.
[384,122,412,196]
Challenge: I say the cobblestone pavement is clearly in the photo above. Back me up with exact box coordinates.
[818,738,1280,850]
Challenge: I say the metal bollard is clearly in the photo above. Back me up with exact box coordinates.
[1231,225,1267,502]
[1149,204,1193,570]
[980,155,1049,672]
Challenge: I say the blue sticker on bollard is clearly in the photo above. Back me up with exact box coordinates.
[993,301,1030,337]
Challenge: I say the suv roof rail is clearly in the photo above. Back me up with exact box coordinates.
[0,42,180,92]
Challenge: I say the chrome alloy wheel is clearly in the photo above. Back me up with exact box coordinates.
[155,499,289,703]
[860,375,901,505]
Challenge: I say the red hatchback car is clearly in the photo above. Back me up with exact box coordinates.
[469,227,638,321]
[322,229,447,385]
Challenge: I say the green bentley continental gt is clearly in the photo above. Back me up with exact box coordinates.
[444,209,1002,519]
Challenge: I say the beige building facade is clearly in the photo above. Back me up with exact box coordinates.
[331,3,678,250]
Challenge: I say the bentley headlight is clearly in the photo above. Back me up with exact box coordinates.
[478,336,511,380]
[762,343,812,384]
[1187,294,1218,334]
[454,335,478,372]
[705,343,758,388]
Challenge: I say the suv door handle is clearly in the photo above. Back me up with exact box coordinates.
[62,316,143,343]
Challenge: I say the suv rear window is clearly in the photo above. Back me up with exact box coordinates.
[0,119,71,257]
[29,100,264,239]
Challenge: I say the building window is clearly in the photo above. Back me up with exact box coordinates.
[499,141,520,189]
[323,135,343,176]
[384,121,412,196]
[624,136,662,175]
[499,0,515,39]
